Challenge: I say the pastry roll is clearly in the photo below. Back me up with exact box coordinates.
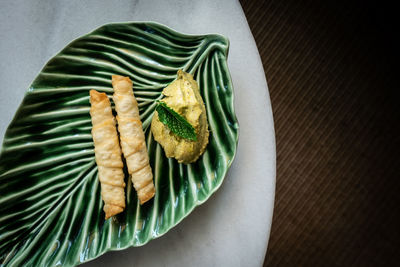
[112,75,155,204]
[89,90,126,219]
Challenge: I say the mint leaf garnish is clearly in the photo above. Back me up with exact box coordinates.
[156,101,197,141]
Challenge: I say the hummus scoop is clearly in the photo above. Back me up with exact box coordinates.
[151,70,209,164]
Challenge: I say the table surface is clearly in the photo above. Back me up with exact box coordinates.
[239,0,399,266]
[0,0,275,266]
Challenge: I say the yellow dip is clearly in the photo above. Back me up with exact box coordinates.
[151,70,209,164]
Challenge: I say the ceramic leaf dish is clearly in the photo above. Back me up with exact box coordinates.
[0,22,238,266]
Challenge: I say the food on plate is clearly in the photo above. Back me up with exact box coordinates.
[89,90,126,219]
[112,75,155,204]
[151,70,209,164]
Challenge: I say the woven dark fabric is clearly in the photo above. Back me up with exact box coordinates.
[239,0,399,266]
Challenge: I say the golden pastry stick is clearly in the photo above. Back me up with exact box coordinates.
[89,90,126,219]
[112,75,155,204]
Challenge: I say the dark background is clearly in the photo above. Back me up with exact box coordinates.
[238,0,399,266]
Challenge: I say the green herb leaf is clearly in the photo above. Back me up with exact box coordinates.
[156,101,197,141]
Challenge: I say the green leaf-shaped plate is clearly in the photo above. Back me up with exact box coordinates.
[0,22,238,266]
